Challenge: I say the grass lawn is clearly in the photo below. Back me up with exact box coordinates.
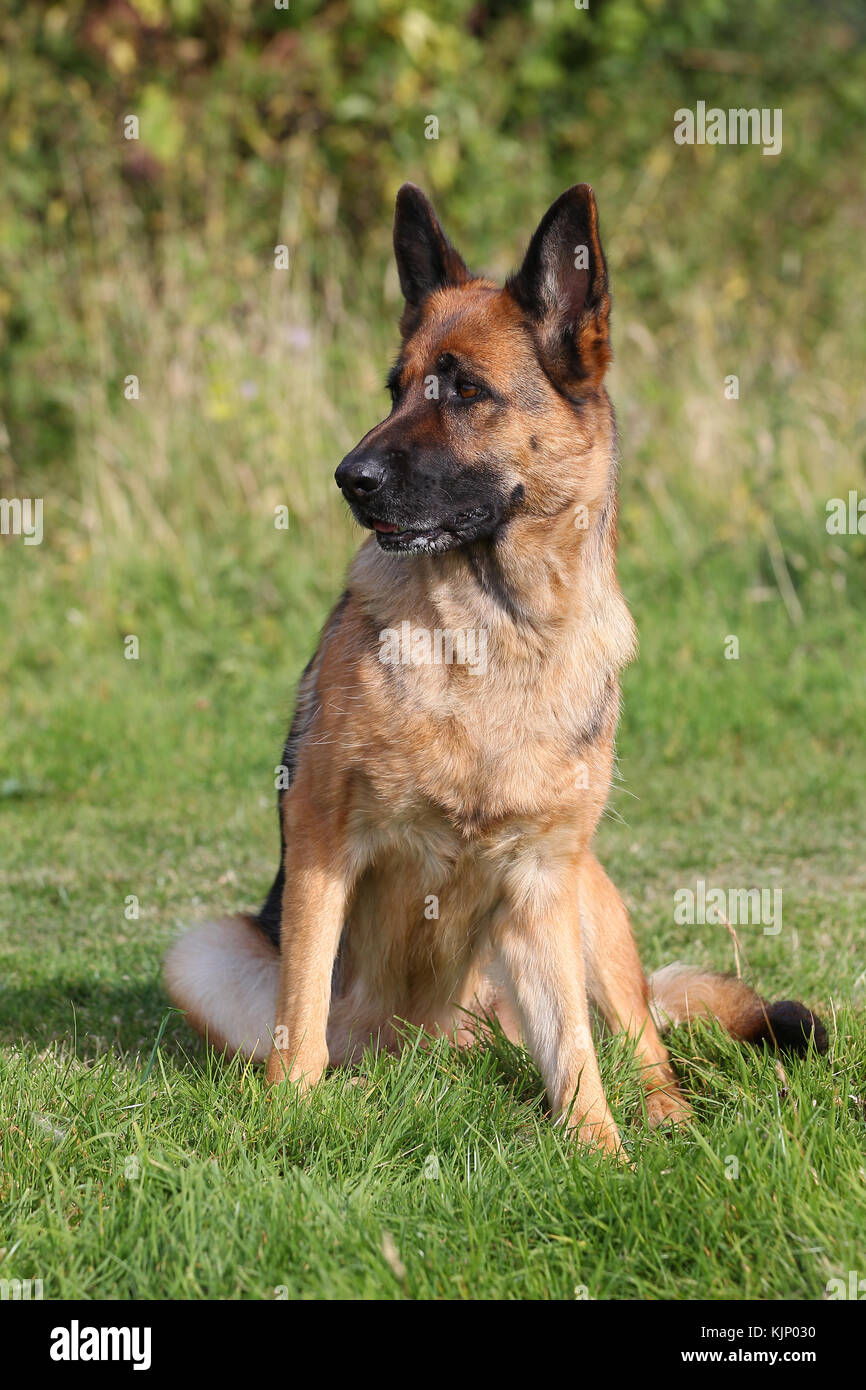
[2,0,864,1310]
[2,522,864,1300]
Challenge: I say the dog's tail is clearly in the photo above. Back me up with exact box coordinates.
[648,962,828,1055]
[164,916,279,1062]
[163,926,829,1063]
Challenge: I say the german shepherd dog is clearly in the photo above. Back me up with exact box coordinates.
[166,184,826,1152]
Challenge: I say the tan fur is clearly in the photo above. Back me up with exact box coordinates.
[257,255,649,1148]
[165,187,817,1153]
[649,963,767,1040]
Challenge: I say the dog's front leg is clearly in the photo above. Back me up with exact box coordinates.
[496,859,621,1154]
[265,798,347,1093]
[578,851,691,1130]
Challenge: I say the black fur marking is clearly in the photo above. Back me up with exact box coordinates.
[570,674,618,755]
[342,447,513,555]
[517,318,598,413]
[506,184,608,328]
[393,183,471,309]
[464,540,525,623]
[255,590,351,948]
[757,1000,829,1056]
[385,360,404,402]
[256,864,285,947]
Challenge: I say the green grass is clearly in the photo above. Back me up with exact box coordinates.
[1,1020,863,1300]
[2,1,864,1298]
[2,530,864,1300]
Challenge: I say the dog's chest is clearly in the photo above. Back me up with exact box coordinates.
[343,697,610,906]
[361,644,611,834]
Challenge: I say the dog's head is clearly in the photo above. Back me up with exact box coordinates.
[335,183,614,555]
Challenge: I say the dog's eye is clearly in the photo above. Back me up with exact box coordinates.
[456,380,481,400]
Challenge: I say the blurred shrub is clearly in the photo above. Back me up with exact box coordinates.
[0,0,863,570]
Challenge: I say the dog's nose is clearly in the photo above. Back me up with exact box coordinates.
[334,452,388,499]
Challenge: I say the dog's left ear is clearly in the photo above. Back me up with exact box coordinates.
[507,184,611,393]
[393,184,471,323]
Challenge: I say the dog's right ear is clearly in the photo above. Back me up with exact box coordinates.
[393,184,471,321]
[507,184,611,394]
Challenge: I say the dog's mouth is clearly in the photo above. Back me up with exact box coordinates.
[369,518,447,553]
[366,511,492,555]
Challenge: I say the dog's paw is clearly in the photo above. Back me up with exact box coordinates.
[265,1045,328,1093]
[567,1108,627,1160]
[645,1085,692,1131]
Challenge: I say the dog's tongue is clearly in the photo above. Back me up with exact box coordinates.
[372,521,400,533]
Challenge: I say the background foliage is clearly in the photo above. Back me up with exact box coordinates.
[2,0,865,544]
[1,1,865,1301]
